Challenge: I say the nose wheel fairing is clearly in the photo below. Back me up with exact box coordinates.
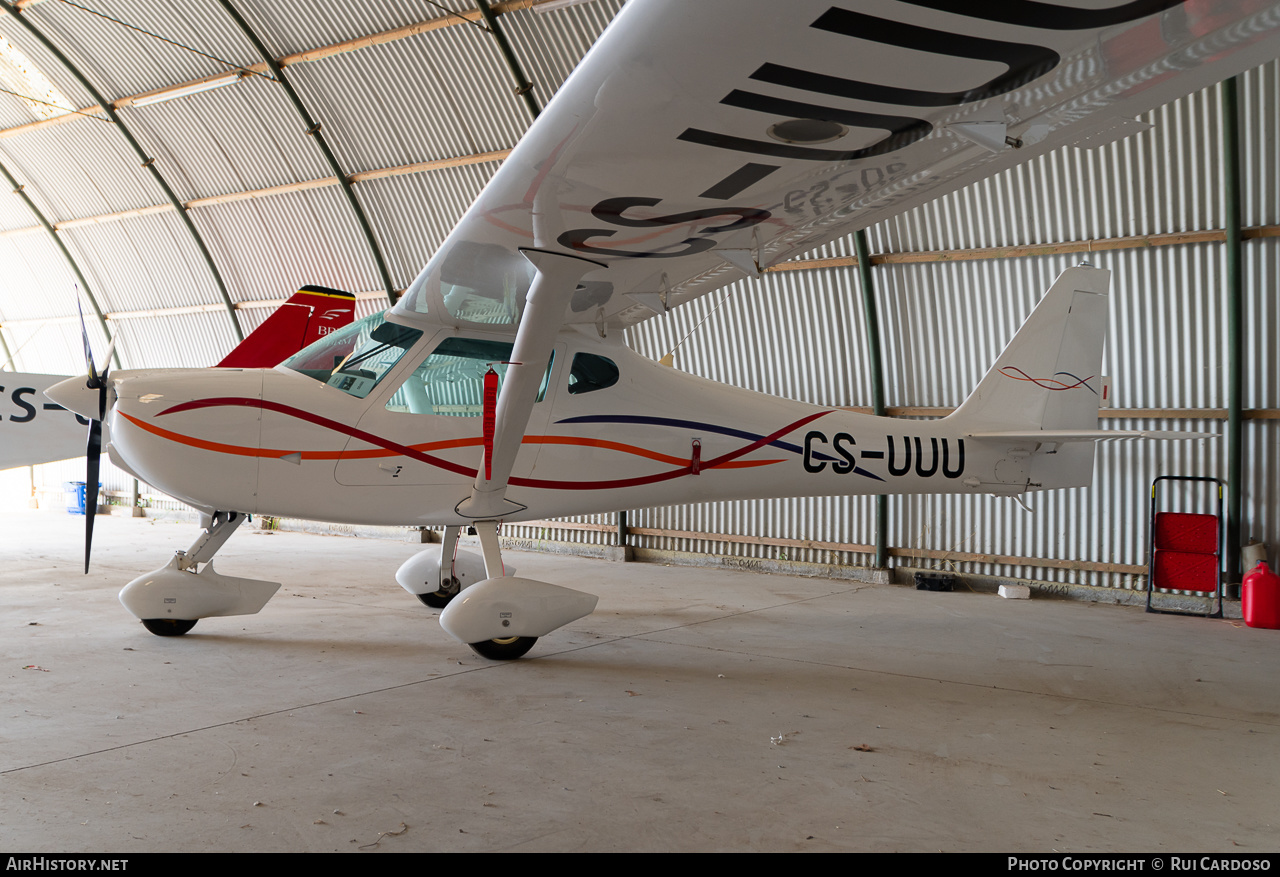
[119,555,281,625]
[118,511,282,634]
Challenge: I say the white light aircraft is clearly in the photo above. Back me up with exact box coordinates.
[46,0,1280,658]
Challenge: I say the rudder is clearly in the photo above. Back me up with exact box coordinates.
[946,265,1109,433]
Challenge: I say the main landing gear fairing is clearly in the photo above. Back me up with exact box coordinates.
[398,522,596,660]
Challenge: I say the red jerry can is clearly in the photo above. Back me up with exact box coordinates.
[1242,562,1280,630]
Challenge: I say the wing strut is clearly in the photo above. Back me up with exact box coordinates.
[456,248,605,519]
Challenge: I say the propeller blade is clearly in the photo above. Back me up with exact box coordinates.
[99,335,116,380]
[72,286,115,573]
[84,419,102,574]
[77,297,96,382]
[95,336,116,419]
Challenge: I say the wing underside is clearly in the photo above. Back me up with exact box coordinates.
[394,0,1280,333]
[386,0,1279,518]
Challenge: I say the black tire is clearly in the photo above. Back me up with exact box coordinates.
[417,590,454,609]
[468,636,536,660]
[141,618,198,636]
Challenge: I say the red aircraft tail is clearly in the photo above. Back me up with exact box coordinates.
[216,286,356,368]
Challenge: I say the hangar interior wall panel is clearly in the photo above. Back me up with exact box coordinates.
[231,0,470,59]
[1244,239,1280,409]
[500,1,626,103]
[115,310,241,370]
[192,189,383,300]
[0,234,79,324]
[2,118,169,221]
[19,1,251,99]
[116,78,338,201]
[61,216,222,315]
[355,163,500,287]
[286,31,522,171]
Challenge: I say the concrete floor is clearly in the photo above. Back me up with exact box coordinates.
[2,509,1278,853]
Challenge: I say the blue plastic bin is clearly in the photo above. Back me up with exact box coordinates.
[62,481,102,515]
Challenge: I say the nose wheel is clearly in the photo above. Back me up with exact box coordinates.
[468,636,536,660]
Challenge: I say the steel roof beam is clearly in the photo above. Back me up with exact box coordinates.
[216,0,399,305]
[474,0,541,120]
[0,0,244,341]
[1223,76,1244,585]
[0,0,562,142]
[853,229,887,569]
[0,148,512,238]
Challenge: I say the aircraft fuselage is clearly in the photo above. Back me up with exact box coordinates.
[105,325,1040,526]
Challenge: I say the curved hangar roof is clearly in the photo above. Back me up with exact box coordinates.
[0,0,622,373]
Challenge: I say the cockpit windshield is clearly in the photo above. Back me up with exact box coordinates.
[281,311,423,399]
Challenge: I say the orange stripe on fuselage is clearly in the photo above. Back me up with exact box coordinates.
[119,411,269,457]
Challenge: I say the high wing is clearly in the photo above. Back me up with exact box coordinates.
[389,0,1280,517]
[394,0,1280,332]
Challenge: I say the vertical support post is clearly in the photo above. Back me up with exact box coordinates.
[617,510,628,548]
[854,229,889,569]
[1222,77,1244,586]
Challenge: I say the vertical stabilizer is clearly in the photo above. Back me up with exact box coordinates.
[947,266,1109,432]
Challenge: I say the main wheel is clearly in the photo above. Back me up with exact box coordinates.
[468,636,537,660]
[141,618,198,636]
[417,590,454,609]
[416,576,461,609]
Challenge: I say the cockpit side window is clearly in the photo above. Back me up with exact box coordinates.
[386,337,554,416]
[567,353,619,395]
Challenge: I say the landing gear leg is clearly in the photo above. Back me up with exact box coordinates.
[418,525,462,608]
[475,520,504,578]
[176,511,246,572]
